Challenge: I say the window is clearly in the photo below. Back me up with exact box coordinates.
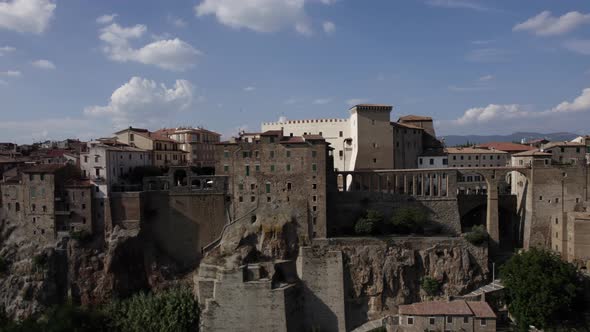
[250,184,255,190]
[95,169,100,177]
[313,195,317,202]
[460,156,464,160]
[443,158,448,165]
[82,218,86,224]
[95,156,99,163]
[286,150,291,158]
[429,317,435,325]
[419,158,423,165]
[239,183,244,190]
[539,195,543,200]
[561,147,565,153]
[250,196,256,202]
[42,205,46,212]
[453,156,456,160]
[312,183,317,190]
[312,164,317,171]
[555,198,559,203]
[429,158,434,165]
[32,204,36,211]
[312,151,317,158]
[255,164,260,172]
[15,203,19,212]
[270,151,275,158]
[339,131,343,137]
[339,150,343,158]
[239,196,243,202]
[312,206,317,212]
[245,165,250,176]
[407,317,414,325]
[286,164,291,171]
[577,147,581,153]
[555,218,558,224]
[287,183,292,191]
[84,156,88,163]
[29,174,34,181]
[242,151,249,158]
[255,150,259,158]
[266,183,271,193]
[447,316,452,324]
[40,174,45,181]
[373,158,377,164]
[223,165,229,173]
[480,319,487,326]
[271,165,275,172]
[463,316,469,324]
[224,150,229,158]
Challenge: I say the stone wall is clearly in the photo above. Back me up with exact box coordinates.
[327,191,461,236]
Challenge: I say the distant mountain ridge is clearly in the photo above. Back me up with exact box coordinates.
[440,132,580,147]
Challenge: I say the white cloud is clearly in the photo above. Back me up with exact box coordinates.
[564,39,590,55]
[0,0,56,34]
[313,98,332,105]
[168,16,187,28]
[195,0,333,35]
[426,0,489,11]
[440,87,590,134]
[0,46,16,56]
[465,48,511,63]
[96,13,117,24]
[346,98,368,107]
[84,76,195,127]
[478,74,494,81]
[99,22,201,71]
[0,70,21,77]
[31,59,55,69]
[323,21,335,34]
[243,86,256,92]
[514,11,590,36]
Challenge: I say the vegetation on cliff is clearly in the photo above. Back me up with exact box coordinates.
[354,208,434,236]
[420,276,441,296]
[0,287,199,332]
[501,248,586,331]
[463,225,489,246]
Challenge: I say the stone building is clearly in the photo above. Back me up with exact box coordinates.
[215,130,331,239]
[261,104,441,171]
[0,164,93,244]
[80,139,151,195]
[114,127,187,168]
[542,141,586,165]
[565,212,590,266]
[398,300,497,332]
[571,135,590,164]
[154,127,221,168]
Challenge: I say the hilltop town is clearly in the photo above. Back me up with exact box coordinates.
[0,104,589,331]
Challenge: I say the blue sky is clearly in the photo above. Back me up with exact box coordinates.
[1,0,590,143]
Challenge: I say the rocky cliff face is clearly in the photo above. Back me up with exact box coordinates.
[0,219,193,319]
[315,238,488,326]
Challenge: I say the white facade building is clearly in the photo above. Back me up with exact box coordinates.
[418,153,448,169]
[80,140,150,197]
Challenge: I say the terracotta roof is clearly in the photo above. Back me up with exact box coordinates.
[303,134,325,141]
[513,149,551,157]
[543,141,585,149]
[261,130,283,136]
[22,164,66,174]
[399,115,433,121]
[445,147,508,155]
[45,149,69,158]
[392,122,423,130]
[476,142,536,153]
[399,300,473,316]
[467,301,496,318]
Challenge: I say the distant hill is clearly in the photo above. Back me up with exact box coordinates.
[440,132,579,147]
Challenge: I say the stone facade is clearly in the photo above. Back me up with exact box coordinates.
[542,141,586,165]
[155,127,221,168]
[398,300,496,332]
[215,131,330,240]
[115,127,187,168]
[565,212,590,266]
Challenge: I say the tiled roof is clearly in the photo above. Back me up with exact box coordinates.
[399,115,433,121]
[476,142,536,153]
[543,141,585,149]
[445,147,508,154]
[65,179,93,188]
[303,134,325,141]
[513,150,551,157]
[22,164,66,173]
[280,137,305,144]
[467,301,497,318]
[399,300,473,316]
[261,130,283,136]
[391,122,423,130]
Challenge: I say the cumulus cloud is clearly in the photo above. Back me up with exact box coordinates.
[478,74,494,81]
[514,11,590,36]
[168,16,187,28]
[0,70,21,77]
[0,46,16,56]
[440,87,590,135]
[31,59,55,69]
[346,98,368,107]
[84,76,195,127]
[0,0,55,34]
[99,22,201,71]
[195,0,334,35]
[426,0,489,11]
[323,21,335,34]
[96,13,117,24]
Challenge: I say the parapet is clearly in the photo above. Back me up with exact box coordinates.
[262,118,348,126]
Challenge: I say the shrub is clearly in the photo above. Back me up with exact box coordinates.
[70,230,92,243]
[354,210,384,235]
[104,287,199,332]
[421,276,441,296]
[464,225,489,246]
[390,208,428,234]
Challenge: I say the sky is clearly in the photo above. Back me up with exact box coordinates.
[1,0,590,143]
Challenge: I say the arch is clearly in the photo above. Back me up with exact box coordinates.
[173,169,188,186]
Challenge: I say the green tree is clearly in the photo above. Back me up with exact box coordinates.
[464,225,489,246]
[421,276,441,296]
[354,210,383,235]
[500,248,583,331]
[389,208,428,234]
